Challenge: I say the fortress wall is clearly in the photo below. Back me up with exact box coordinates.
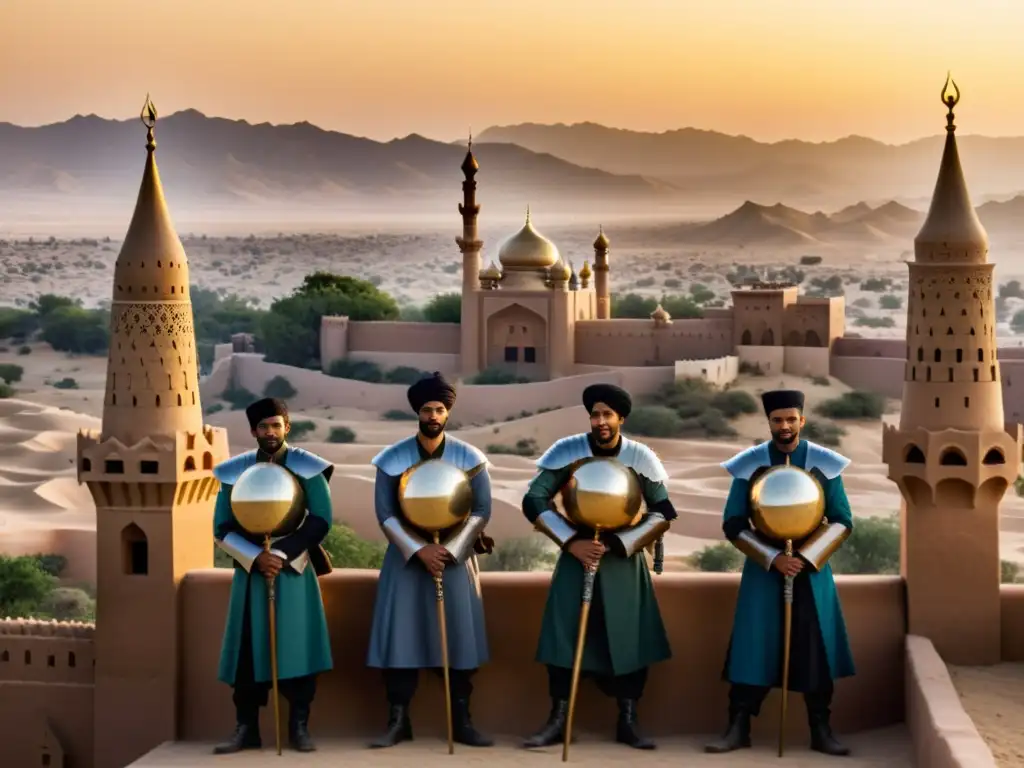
[346,351,461,376]
[0,628,94,684]
[0,682,94,768]
[1002,584,1024,661]
[215,356,661,423]
[674,355,738,387]
[178,570,905,742]
[830,356,906,398]
[348,321,461,355]
[783,346,831,378]
[736,345,785,375]
[833,337,906,358]
[574,318,733,367]
[0,528,97,587]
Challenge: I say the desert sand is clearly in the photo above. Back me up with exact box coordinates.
[949,663,1024,767]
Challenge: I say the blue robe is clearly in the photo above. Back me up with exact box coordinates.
[366,436,491,670]
[723,439,856,688]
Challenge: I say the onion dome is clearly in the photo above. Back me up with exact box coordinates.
[498,206,560,269]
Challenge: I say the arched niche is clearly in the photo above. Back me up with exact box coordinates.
[934,478,975,509]
[760,328,775,346]
[939,447,968,466]
[904,444,925,463]
[485,303,547,369]
[982,448,1006,465]
[741,330,752,345]
[805,329,822,347]
[121,523,149,576]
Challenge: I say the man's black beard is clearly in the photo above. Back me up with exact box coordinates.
[591,425,619,447]
[257,436,284,455]
[419,420,445,439]
[771,429,799,446]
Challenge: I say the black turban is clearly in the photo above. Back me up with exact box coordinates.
[245,397,289,430]
[761,389,805,417]
[582,383,632,418]
[408,372,457,412]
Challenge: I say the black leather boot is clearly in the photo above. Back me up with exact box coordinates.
[213,715,261,755]
[523,698,569,748]
[452,697,494,747]
[369,704,413,749]
[288,704,316,752]
[809,709,851,756]
[615,699,655,750]
[703,709,752,753]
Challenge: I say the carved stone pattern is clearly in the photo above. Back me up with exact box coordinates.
[112,302,195,339]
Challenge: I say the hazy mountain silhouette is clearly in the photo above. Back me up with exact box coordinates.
[0,111,669,214]
[641,198,1023,247]
[475,122,1024,207]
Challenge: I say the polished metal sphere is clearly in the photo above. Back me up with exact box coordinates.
[230,462,305,537]
[561,457,643,531]
[398,460,473,532]
[750,465,824,541]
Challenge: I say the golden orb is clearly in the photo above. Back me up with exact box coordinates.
[398,460,473,532]
[749,465,824,541]
[561,457,642,531]
[230,463,305,537]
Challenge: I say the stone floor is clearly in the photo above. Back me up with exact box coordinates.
[132,726,913,767]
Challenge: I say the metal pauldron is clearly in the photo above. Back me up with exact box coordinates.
[616,438,669,483]
[610,512,670,558]
[381,516,428,560]
[733,529,782,571]
[370,437,421,477]
[442,515,487,563]
[212,451,259,485]
[536,434,592,471]
[283,447,334,480]
[720,443,771,481]
[798,522,850,570]
[534,508,578,548]
[803,442,851,480]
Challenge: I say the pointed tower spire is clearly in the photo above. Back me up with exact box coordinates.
[101,94,204,444]
[460,129,479,177]
[914,74,988,263]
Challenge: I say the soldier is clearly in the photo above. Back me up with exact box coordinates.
[366,372,495,749]
[522,383,676,750]
[705,389,855,757]
[211,397,335,754]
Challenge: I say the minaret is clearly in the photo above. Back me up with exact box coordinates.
[77,96,230,768]
[457,132,484,376]
[593,226,611,318]
[882,76,1022,665]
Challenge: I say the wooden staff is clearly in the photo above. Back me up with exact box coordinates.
[263,536,282,756]
[563,528,602,762]
[433,531,455,755]
[779,538,794,758]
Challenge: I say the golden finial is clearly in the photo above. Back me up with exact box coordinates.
[525,204,531,224]
[140,94,158,151]
[468,128,473,150]
[942,72,960,131]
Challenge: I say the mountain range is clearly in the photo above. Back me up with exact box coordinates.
[4,111,1024,222]
[633,196,1024,248]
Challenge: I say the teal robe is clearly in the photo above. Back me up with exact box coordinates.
[723,439,856,688]
[527,469,672,677]
[215,470,334,685]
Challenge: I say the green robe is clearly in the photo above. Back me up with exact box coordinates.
[526,469,672,677]
[723,439,856,688]
[215,472,334,685]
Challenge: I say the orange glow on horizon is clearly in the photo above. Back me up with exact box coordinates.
[2,0,1024,143]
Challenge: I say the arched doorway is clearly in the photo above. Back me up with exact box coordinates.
[486,304,547,375]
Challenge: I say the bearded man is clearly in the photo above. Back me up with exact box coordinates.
[366,372,495,749]
[211,397,335,754]
[521,383,676,751]
[705,389,855,757]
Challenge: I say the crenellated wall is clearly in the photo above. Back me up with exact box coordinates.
[0,619,95,768]
[574,318,734,367]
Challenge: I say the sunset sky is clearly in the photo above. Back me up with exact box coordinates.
[2,0,1023,144]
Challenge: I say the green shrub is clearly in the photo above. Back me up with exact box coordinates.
[0,382,12,399]
[423,293,462,323]
[206,403,225,414]
[327,426,356,443]
[52,377,78,389]
[626,405,684,438]
[468,366,530,385]
[479,535,557,572]
[263,375,297,399]
[815,391,885,420]
[322,524,386,569]
[222,385,257,410]
[17,345,31,355]
[486,438,538,457]
[802,419,846,447]
[0,363,23,383]
[382,409,417,421]
[878,294,902,310]
[384,366,430,384]
[830,515,899,575]
[799,255,822,265]
[288,420,316,441]
[327,359,384,382]
[689,542,743,572]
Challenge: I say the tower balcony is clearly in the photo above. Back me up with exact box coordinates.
[881,422,1022,508]
[77,425,229,508]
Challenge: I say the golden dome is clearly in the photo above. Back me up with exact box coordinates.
[498,206,560,270]
[651,304,672,324]
[549,259,571,282]
[579,260,592,280]
[593,226,610,251]
[480,261,502,280]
